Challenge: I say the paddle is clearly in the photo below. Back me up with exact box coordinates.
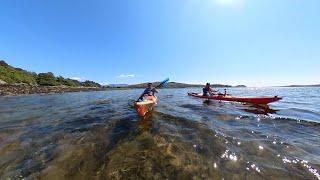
[136,78,170,102]
[155,78,170,88]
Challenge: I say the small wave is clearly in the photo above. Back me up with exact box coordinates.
[270,116,320,126]
[276,108,320,123]
[281,100,311,105]
[286,108,320,115]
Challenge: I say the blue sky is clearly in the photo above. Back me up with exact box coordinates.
[0,0,319,86]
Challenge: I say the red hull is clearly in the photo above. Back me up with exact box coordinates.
[188,93,282,104]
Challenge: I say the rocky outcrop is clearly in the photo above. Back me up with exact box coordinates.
[0,60,9,66]
[0,85,106,96]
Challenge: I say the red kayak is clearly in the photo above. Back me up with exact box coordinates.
[188,92,282,104]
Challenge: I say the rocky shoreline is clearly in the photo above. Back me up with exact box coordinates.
[0,85,107,96]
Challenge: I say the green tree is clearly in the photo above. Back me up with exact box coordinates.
[57,76,82,87]
[37,72,58,86]
[81,80,101,87]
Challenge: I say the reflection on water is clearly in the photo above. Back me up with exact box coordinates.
[243,104,279,115]
[203,100,279,115]
[0,88,320,179]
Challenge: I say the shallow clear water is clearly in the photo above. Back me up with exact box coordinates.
[0,87,319,179]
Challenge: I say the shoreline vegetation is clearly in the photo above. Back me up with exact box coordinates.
[0,60,247,96]
[0,84,107,96]
[1,59,319,97]
[0,84,245,97]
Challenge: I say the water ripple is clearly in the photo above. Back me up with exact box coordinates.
[0,88,319,179]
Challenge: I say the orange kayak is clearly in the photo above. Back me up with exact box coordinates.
[134,96,158,117]
[188,93,282,104]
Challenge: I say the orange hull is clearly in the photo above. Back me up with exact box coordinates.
[134,96,158,117]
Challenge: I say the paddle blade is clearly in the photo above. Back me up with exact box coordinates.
[156,78,170,88]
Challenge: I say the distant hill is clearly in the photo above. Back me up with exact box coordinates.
[211,84,234,88]
[107,84,129,88]
[127,82,202,88]
[0,60,101,87]
[235,85,247,88]
[127,82,235,88]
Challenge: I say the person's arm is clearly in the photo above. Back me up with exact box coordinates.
[208,89,214,96]
[137,89,147,101]
[137,93,144,101]
[151,88,158,95]
[209,88,218,95]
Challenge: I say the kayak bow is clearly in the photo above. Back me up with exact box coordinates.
[134,96,158,117]
[188,92,282,104]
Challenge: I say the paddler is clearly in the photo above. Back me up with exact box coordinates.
[137,83,158,101]
[203,83,217,97]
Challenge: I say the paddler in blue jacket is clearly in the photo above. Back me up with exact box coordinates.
[203,83,217,97]
[137,83,158,101]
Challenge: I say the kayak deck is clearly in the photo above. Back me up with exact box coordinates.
[188,92,282,104]
[134,96,158,117]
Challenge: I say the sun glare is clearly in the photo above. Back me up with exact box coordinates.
[217,0,234,5]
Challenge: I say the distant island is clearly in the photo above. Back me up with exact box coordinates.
[0,60,247,96]
[283,84,320,87]
[235,85,247,88]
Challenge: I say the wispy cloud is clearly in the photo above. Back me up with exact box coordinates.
[117,74,135,78]
[70,77,86,81]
